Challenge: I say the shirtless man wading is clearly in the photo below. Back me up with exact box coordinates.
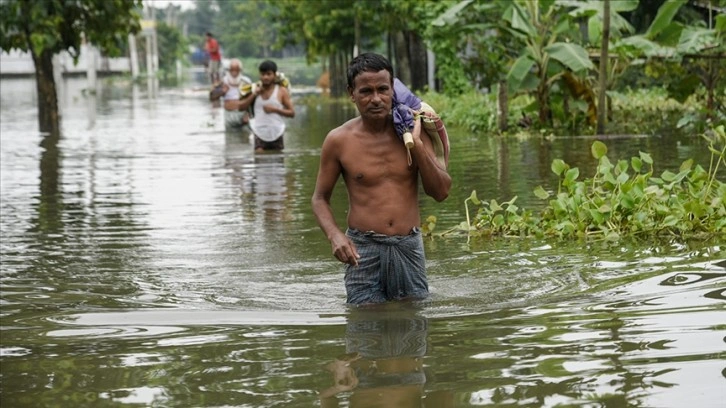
[311,53,452,305]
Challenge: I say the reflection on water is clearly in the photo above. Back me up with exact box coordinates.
[1,76,724,407]
[320,304,455,408]
[224,133,294,225]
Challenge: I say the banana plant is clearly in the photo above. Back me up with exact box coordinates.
[556,0,640,128]
[503,0,594,125]
[561,0,638,46]
[613,0,724,123]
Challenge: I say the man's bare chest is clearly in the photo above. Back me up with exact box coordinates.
[341,141,413,186]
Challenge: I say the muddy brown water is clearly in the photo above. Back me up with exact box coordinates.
[1,76,724,407]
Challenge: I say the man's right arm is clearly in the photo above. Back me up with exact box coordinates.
[311,133,360,266]
[311,134,343,240]
[238,90,256,110]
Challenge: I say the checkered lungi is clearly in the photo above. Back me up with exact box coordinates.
[344,227,429,304]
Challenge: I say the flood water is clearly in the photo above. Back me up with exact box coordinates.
[1,75,724,407]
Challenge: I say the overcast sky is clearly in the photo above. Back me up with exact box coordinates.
[148,0,195,10]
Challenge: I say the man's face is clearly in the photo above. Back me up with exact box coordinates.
[259,70,276,86]
[348,70,393,120]
[229,65,241,77]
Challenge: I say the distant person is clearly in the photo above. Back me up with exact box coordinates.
[310,52,451,305]
[221,59,253,131]
[239,60,295,152]
[205,32,221,84]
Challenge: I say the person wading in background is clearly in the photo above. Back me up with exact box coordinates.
[239,60,295,152]
[221,59,253,131]
[205,32,222,84]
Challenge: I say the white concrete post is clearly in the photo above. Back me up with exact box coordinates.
[128,34,139,79]
[145,35,153,77]
[152,29,159,74]
[85,42,97,89]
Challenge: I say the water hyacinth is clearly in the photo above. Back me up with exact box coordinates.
[427,125,726,242]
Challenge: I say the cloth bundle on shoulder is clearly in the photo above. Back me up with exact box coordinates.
[237,73,290,122]
[239,72,290,99]
[209,71,252,102]
[209,82,224,101]
[392,79,450,168]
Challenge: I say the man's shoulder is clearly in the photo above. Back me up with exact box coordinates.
[336,117,361,131]
[277,84,291,96]
[325,118,361,144]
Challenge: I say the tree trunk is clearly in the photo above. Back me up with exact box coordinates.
[329,50,349,98]
[537,83,550,125]
[706,60,715,117]
[329,54,340,97]
[597,0,610,135]
[392,31,411,85]
[386,32,393,68]
[32,49,61,135]
[537,63,551,125]
[354,13,360,58]
[38,129,62,233]
[408,32,428,92]
[497,80,508,132]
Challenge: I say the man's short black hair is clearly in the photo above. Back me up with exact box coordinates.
[346,53,394,89]
[258,60,277,73]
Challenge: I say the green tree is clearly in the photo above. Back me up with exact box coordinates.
[272,0,445,96]
[377,0,447,91]
[615,0,724,127]
[217,1,277,58]
[430,0,509,95]
[504,0,594,125]
[275,0,368,96]
[0,0,142,134]
[155,21,189,80]
[186,0,218,37]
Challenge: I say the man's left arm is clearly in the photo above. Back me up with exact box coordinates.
[276,88,295,118]
[410,119,451,202]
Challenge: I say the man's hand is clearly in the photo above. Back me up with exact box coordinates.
[319,354,361,399]
[330,233,360,266]
[411,114,423,145]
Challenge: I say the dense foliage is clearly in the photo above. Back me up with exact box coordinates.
[424,125,726,241]
[168,0,723,133]
[419,85,721,137]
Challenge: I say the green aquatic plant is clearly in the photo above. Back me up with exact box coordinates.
[434,125,726,242]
